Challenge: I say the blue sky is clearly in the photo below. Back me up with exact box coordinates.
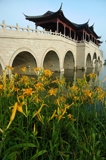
[0,0,106,59]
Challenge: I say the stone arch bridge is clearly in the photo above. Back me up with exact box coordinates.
[0,21,104,75]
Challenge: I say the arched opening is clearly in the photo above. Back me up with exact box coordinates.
[64,51,74,70]
[43,50,60,72]
[98,56,100,61]
[93,52,97,60]
[86,53,92,68]
[93,52,98,68]
[12,51,37,75]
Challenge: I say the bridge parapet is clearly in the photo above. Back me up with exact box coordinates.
[0,21,77,43]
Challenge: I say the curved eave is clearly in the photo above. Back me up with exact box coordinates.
[89,25,101,39]
[97,40,103,43]
[24,9,89,30]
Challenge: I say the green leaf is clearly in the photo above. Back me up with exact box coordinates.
[30,150,47,160]
[5,143,36,154]
[2,151,19,160]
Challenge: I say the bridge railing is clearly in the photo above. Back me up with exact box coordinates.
[0,20,99,48]
[0,20,77,42]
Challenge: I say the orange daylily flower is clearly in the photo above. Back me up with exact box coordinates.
[48,88,57,96]
[23,88,33,96]
[0,84,3,90]
[44,69,53,77]
[7,102,26,129]
[21,67,26,72]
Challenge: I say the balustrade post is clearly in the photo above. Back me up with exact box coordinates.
[2,20,6,30]
[43,28,45,33]
[27,25,30,32]
[36,26,38,33]
[16,23,19,32]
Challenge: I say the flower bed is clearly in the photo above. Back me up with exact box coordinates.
[0,67,106,159]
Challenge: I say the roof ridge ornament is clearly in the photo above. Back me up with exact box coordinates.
[92,23,95,28]
[59,3,63,10]
[87,19,90,24]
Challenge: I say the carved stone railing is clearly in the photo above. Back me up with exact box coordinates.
[0,21,100,49]
[0,20,77,42]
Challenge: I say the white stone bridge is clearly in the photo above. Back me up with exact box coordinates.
[0,21,104,75]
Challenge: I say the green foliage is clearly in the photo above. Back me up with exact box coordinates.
[0,67,106,159]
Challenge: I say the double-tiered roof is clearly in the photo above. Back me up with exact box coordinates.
[24,4,102,46]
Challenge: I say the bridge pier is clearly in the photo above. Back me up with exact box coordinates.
[60,68,64,73]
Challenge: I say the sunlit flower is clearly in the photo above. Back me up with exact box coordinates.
[68,113,72,119]
[21,67,26,72]
[55,96,66,106]
[67,114,76,122]
[23,88,33,96]
[0,84,3,90]
[44,69,53,77]
[96,86,102,92]
[6,66,14,71]
[14,87,19,92]
[71,85,78,91]
[35,82,44,90]
[7,102,26,129]
[83,89,92,98]
[88,73,96,79]
[33,67,41,72]
[20,76,29,86]
[48,88,57,96]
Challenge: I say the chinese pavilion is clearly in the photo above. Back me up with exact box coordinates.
[24,4,102,46]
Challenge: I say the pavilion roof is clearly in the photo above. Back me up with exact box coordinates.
[24,4,101,39]
[24,5,88,30]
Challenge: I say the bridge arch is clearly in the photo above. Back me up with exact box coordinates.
[86,53,92,68]
[98,56,100,61]
[64,50,75,69]
[42,48,60,72]
[93,52,97,60]
[92,52,98,68]
[9,48,38,74]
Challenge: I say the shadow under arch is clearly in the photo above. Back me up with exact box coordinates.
[93,52,97,60]
[98,56,100,61]
[9,48,37,75]
[86,53,92,68]
[63,50,75,84]
[43,49,60,72]
[64,50,75,69]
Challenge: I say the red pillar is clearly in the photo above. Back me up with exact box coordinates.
[57,21,59,33]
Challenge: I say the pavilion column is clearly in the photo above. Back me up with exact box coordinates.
[82,31,84,40]
[70,30,71,38]
[88,35,90,41]
[91,35,93,41]
[74,32,76,40]
[85,33,86,41]
[56,21,59,33]
[64,25,66,35]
